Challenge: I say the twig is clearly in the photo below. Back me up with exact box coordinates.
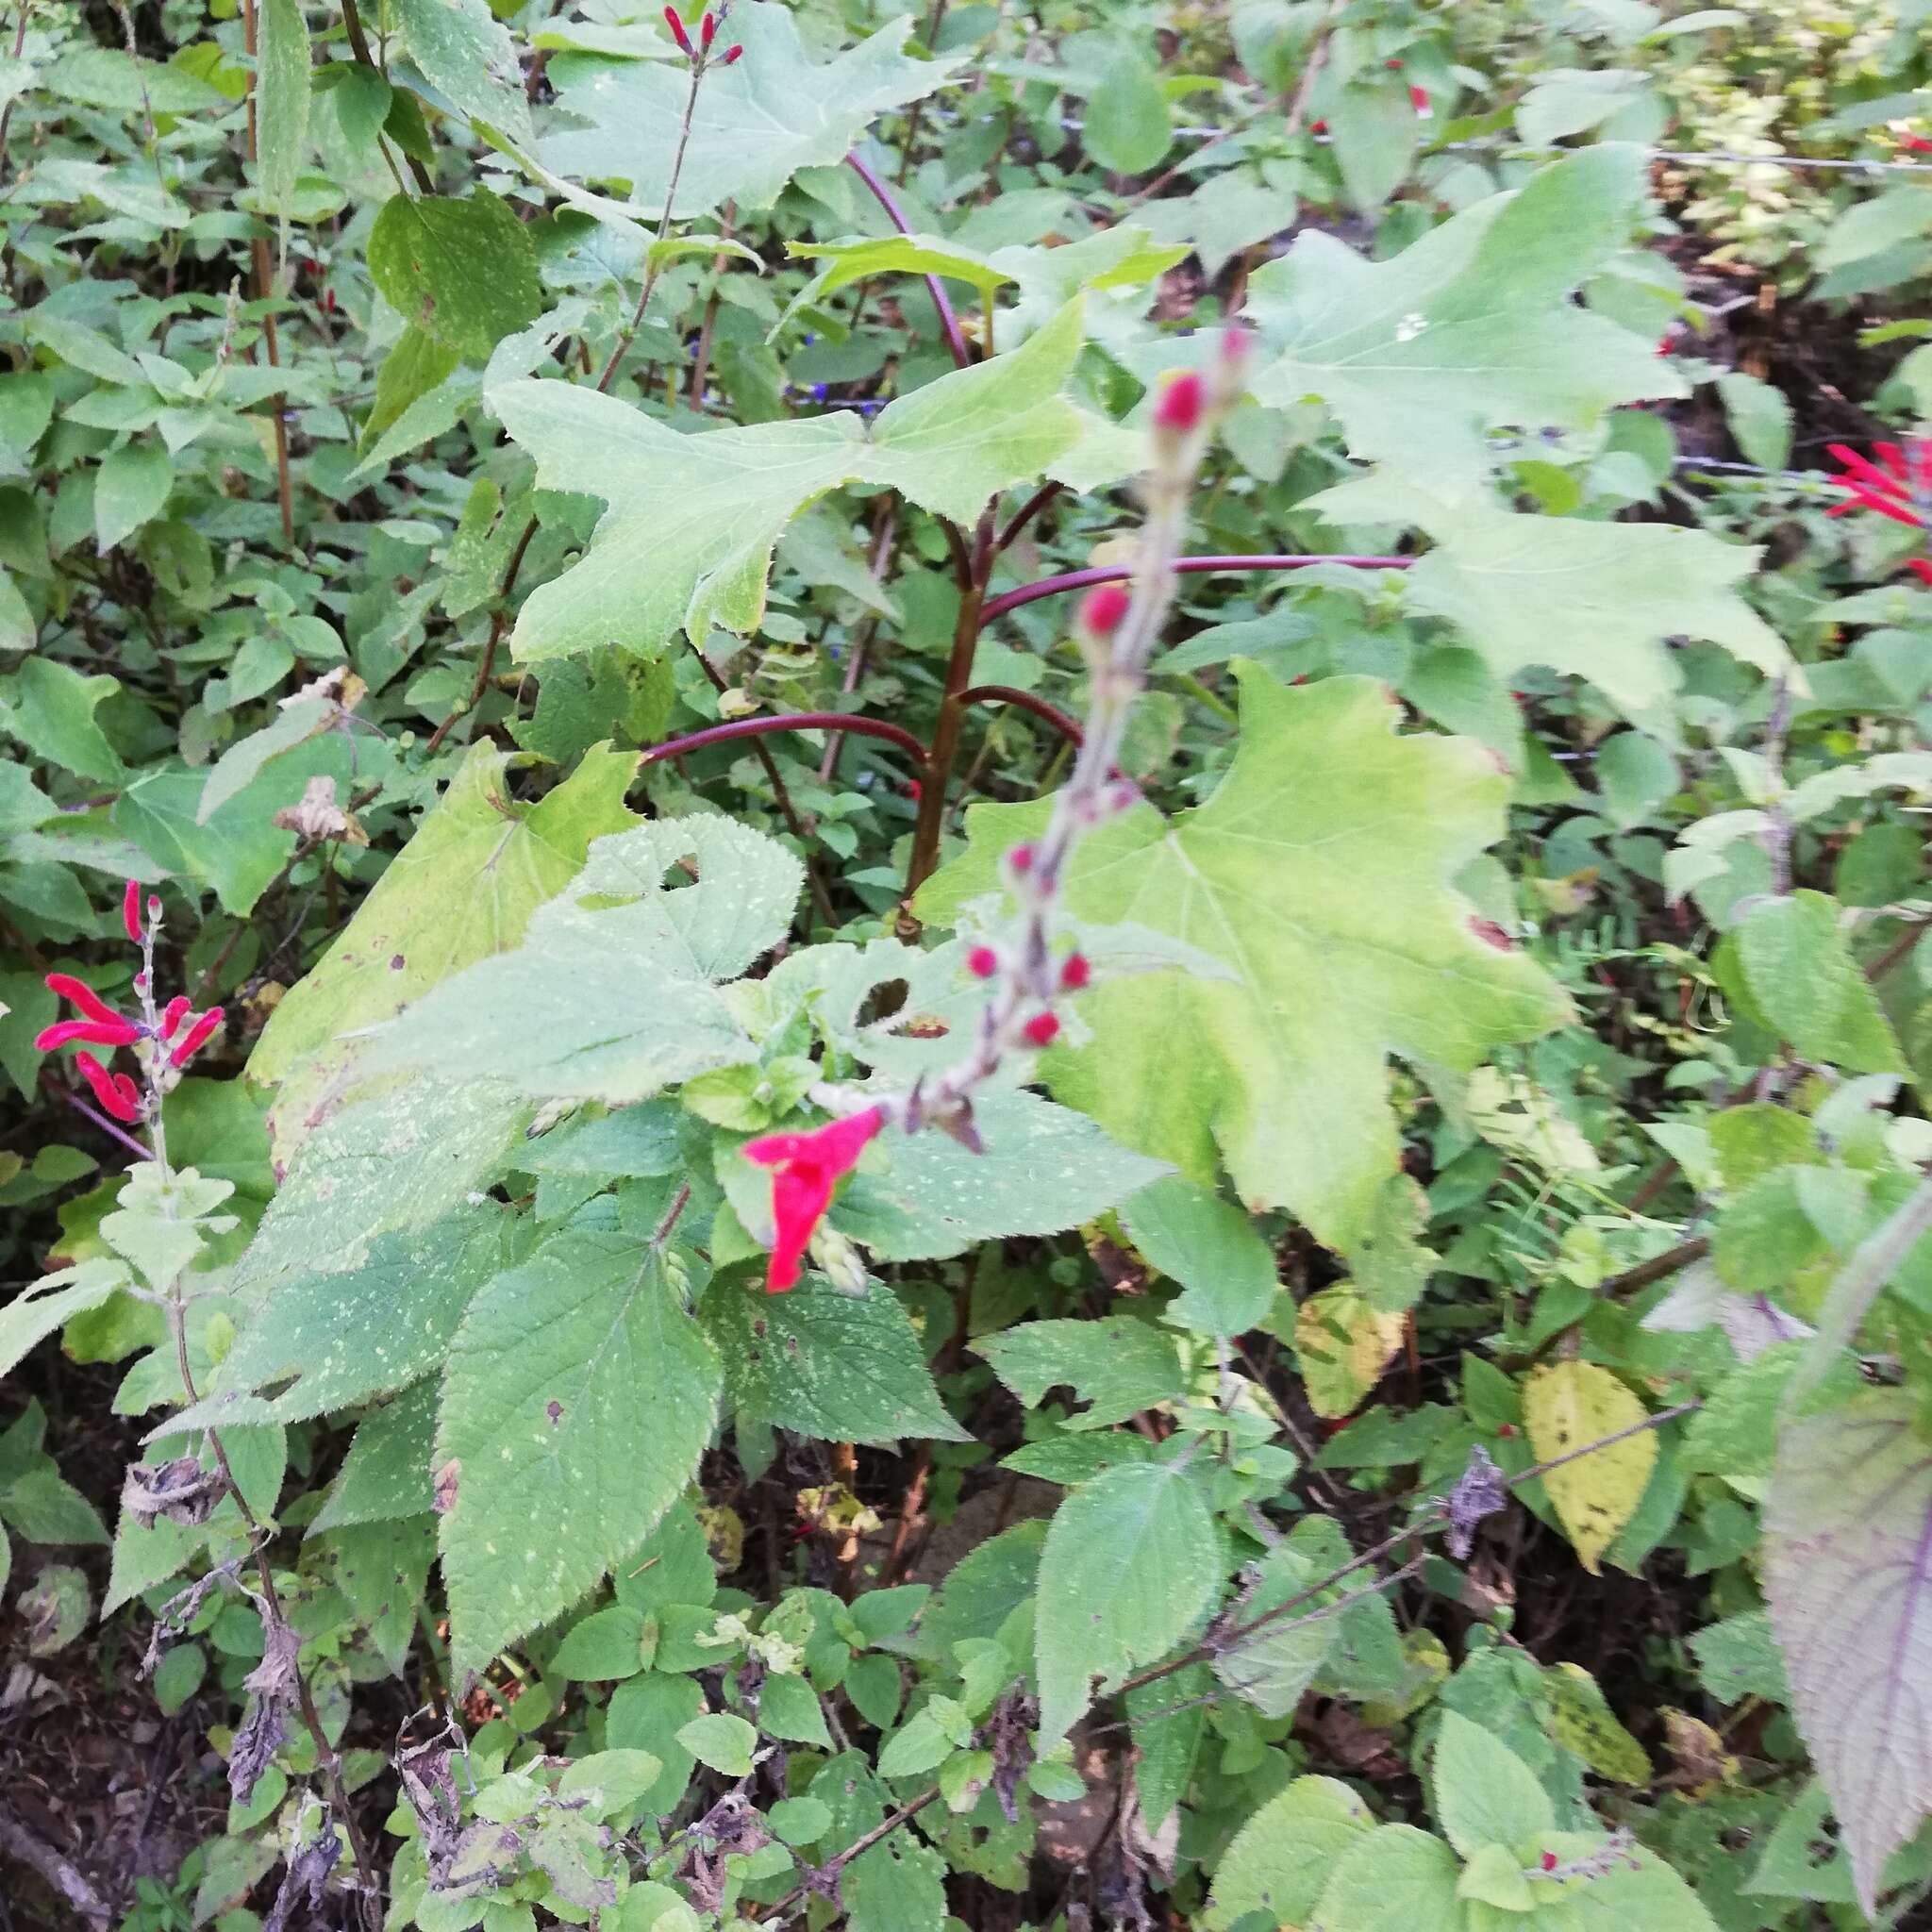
[643,711,929,767]
[1597,1236,1710,1299]
[957,682,1084,747]
[977,552,1410,625]
[423,517,540,754]
[0,1804,112,1928]
[844,151,974,370]
[757,1787,944,1925]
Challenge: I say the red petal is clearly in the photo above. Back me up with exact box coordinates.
[75,1051,142,1123]
[159,994,192,1041]
[36,1018,143,1051]
[170,1008,224,1068]
[43,972,128,1026]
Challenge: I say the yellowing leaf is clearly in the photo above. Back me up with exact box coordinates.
[1524,1360,1656,1574]
[1545,1661,1652,1784]
[1293,1284,1406,1420]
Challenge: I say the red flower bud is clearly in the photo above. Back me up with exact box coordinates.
[743,1107,887,1294]
[1469,917,1516,952]
[146,894,161,924]
[43,972,128,1027]
[1008,841,1037,875]
[170,1008,225,1068]
[159,994,192,1041]
[700,8,715,48]
[1023,1011,1059,1048]
[906,777,923,802]
[1310,118,1327,134]
[1079,582,1132,637]
[75,1051,142,1124]
[36,1018,142,1052]
[1409,83,1430,113]
[1904,135,1932,153]
[968,944,999,979]
[723,42,742,64]
[122,878,142,944]
[1153,369,1206,435]
[1540,1852,1558,1874]
[1497,1423,1517,1439]
[1059,953,1091,991]
[663,5,692,55]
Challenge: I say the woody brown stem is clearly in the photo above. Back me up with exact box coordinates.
[240,0,294,548]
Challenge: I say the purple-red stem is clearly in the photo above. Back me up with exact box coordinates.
[844,151,974,371]
[643,711,930,768]
[62,1090,151,1163]
[978,553,1411,625]
[958,684,1083,747]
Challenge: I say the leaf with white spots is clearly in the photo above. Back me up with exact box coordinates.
[1764,1391,1932,1917]
[365,815,801,1103]
[436,1210,721,1675]
[177,1207,518,1430]
[310,1381,439,1532]
[701,1279,969,1447]
[831,1088,1169,1261]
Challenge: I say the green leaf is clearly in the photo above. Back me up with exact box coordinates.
[257,0,310,242]
[493,300,1093,662]
[45,48,225,111]
[436,1217,722,1674]
[552,1604,649,1681]
[1733,891,1904,1074]
[778,233,1010,339]
[973,1316,1184,1429]
[1205,1776,1374,1931]
[1326,480,1790,719]
[758,1670,831,1747]
[310,1380,439,1531]
[1122,1175,1278,1336]
[94,442,173,552]
[916,670,1568,1256]
[368,815,798,1101]
[542,8,965,220]
[1242,146,1673,488]
[701,1278,968,1446]
[676,1712,757,1777]
[1329,77,1420,214]
[0,657,126,782]
[1551,1835,1721,1931]
[249,741,636,1117]
[831,1088,1169,1263]
[1715,371,1792,473]
[1764,1390,1932,1916]
[387,0,534,147]
[1308,1824,1464,1932]
[1083,49,1172,175]
[1432,1708,1555,1857]
[1034,1461,1220,1748]
[368,192,543,364]
[558,1747,664,1815]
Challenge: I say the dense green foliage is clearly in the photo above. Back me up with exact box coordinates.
[8,2,1932,1929]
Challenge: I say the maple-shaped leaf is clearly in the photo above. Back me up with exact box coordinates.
[1316,474,1791,720]
[493,302,1095,663]
[914,667,1569,1257]
[542,7,967,220]
[1236,144,1674,488]
[1764,1390,1932,1916]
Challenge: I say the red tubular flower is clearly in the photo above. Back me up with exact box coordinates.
[1079,583,1132,637]
[43,972,127,1027]
[1902,135,1932,154]
[158,994,192,1041]
[122,877,142,944]
[1410,83,1431,114]
[75,1051,142,1124]
[1826,441,1931,530]
[723,43,742,64]
[35,1018,143,1052]
[742,1107,887,1294]
[1905,558,1932,585]
[170,1008,225,1069]
[700,8,715,48]
[1153,369,1207,435]
[663,5,693,55]
[1024,1011,1060,1047]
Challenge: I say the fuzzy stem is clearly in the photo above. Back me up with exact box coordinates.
[978,552,1411,625]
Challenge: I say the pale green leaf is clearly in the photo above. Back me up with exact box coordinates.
[0,1262,127,1383]
[494,301,1091,662]
[701,1278,968,1446]
[676,1712,756,1777]
[257,0,310,242]
[94,441,173,552]
[1432,1708,1555,1857]
[542,8,965,220]
[388,0,534,147]
[437,1215,722,1674]
[1084,49,1171,175]
[973,1316,1184,1429]
[1122,1175,1278,1336]
[1035,1461,1220,1748]
[1242,146,1674,488]
[366,815,799,1101]
[1205,1776,1374,1931]
[0,657,126,782]
[369,192,542,364]
[1307,1824,1463,1932]
[916,670,1568,1256]
[1734,891,1905,1075]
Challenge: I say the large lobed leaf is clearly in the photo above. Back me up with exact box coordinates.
[915,668,1569,1256]
[491,302,1097,663]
